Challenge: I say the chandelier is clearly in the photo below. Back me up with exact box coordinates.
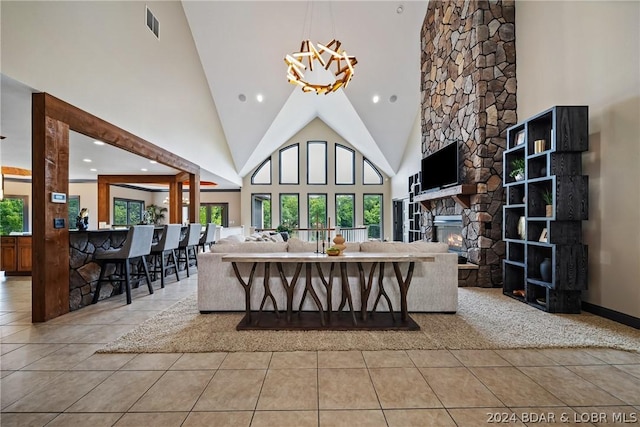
[285,39,357,95]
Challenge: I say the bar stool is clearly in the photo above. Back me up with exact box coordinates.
[198,223,217,253]
[92,225,154,305]
[176,223,202,277]
[149,224,181,288]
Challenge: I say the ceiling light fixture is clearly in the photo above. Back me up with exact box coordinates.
[140,168,148,172]
[83,158,92,162]
[390,95,398,103]
[397,5,404,14]
[256,94,264,103]
[149,160,158,164]
[285,39,357,95]
[372,95,380,104]
[90,168,97,172]
[93,140,105,146]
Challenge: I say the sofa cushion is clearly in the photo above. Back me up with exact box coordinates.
[360,241,449,253]
[287,237,322,253]
[210,241,288,253]
[216,234,246,244]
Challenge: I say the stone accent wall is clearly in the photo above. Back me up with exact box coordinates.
[421,0,516,287]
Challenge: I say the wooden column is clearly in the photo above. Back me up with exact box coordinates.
[188,173,200,224]
[169,180,182,224]
[97,180,110,224]
[32,93,70,322]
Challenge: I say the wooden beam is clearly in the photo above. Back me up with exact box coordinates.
[97,174,178,185]
[414,184,476,210]
[1,166,31,176]
[39,93,199,175]
[169,181,182,224]
[97,180,110,224]
[188,173,200,223]
[32,93,70,322]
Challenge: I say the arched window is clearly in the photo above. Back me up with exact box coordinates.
[363,158,383,185]
[335,144,355,184]
[251,158,271,185]
[279,144,299,184]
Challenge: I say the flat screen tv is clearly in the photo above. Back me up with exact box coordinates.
[421,142,460,192]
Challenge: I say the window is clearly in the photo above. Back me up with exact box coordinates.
[251,194,272,229]
[335,144,355,184]
[307,141,327,184]
[251,158,272,184]
[279,193,299,229]
[0,195,28,233]
[199,203,228,227]
[68,196,80,230]
[113,198,145,226]
[363,194,383,240]
[335,194,355,228]
[363,158,383,185]
[279,144,299,184]
[308,194,327,231]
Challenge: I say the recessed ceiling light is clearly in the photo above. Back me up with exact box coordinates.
[90,168,97,172]
[83,158,92,162]
[141,168,148,172]
[372,95,380,104]
[256,94,264,103]
[238,94,247,102]
[396,5,404,14]
[93,140,105,146]
[149,160,158,164]
[390,95,398,103]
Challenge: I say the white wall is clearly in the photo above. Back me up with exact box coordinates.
[391,112,422,200]
[241,118,392,240]
[1,1,239,186]
[517,0,640,318]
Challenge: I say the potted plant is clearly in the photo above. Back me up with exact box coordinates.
[146,204,168,225]
[276,222,293,241]
[509,158,525,181]
[542,190,553,217]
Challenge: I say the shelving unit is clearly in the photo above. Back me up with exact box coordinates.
[502,106,589,313]
[407,172,422,242]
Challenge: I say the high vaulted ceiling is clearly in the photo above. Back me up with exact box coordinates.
[0,1,428,188]
[182,1,428,179]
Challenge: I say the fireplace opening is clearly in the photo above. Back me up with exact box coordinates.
[434,215,466,261]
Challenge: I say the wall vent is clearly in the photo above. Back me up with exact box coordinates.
[146,6,160,39]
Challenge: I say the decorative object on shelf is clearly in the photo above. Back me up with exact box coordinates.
[542,190,553,217]
[540,166,547,176]
[332,233,346,254]
[515,130,525,145]
[517,216,526,240]
[512,289,525,298]
[538,228,548,242]
[534,139,547,153]
[285,39,357,95]
[540,257,552,282]
[536,297,547,307]
[509,158,525,181]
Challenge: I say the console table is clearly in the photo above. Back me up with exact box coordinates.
[221,252,434,331]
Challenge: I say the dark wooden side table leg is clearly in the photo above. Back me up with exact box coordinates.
[300,262,325,326]
[231,262,257,325]
[316,262,334,324]
[357,262,376,322]
[338,262,357,326]
[277,262,302,323]
[371,262,395,321]
[393,261,416,323]
[257,262,279,325]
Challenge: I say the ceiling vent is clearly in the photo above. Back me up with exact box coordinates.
[146,6,160,39]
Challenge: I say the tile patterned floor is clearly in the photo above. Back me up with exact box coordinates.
[1,276,639,426]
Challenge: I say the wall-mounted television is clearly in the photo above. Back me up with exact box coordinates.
[421,142,460,192]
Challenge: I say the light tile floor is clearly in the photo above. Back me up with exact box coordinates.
[1,276,639,427]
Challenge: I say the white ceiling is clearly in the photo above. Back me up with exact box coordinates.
[1,1,428,187]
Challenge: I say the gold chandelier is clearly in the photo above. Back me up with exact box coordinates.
[285,39,357,95]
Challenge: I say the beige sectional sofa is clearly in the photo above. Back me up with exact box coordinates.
[197,238,458,313]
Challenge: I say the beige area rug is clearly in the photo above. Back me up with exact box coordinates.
[99,289,640,353]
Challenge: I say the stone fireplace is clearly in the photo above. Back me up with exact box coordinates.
[420,0,517,287]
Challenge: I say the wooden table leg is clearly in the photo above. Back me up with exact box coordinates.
[316,262,334,324]
[257,262,279,324]
[277,262,302,323]
[371,262,395,321]
[357,262,376,322]
[337,262,357,326]
[299,262,325,326]
[231,262,257,325]
[393,261,415,322]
